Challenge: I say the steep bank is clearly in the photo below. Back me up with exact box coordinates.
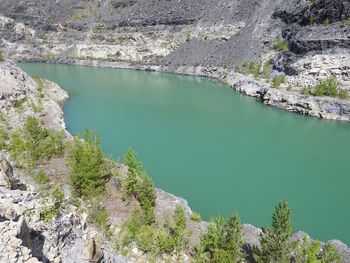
[0,0,350,120]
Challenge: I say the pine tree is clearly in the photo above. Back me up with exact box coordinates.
[225,213,243,261]
[254,200,292,263]
[68,128,106,197]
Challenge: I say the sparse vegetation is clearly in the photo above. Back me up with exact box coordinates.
[235,60,273,80]
[190,211,202,222]
[273,38,290,51]
[294,236,341,263]
[254,200,292,263]
[117,204,188,257]
[0,51,5,62]
[342,17,350,27]
[323,18,330,26]
[40,184,64,222]
[300,77,348,99]
[34,170,50,186]
[272,75,286,88]
[67,128,107,198]
[123,148,156,224]
[195,213,243,263]
[10,116,65,168]
[89,202,111,237]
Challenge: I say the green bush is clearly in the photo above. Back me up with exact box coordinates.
[254,200,292,263]
[0,52,5,62]
[342,17,350,27]
[123,148,156,224]
[10,116,65,167]
[235,60,273,80]
[124,147,143,174]
[136,225,157,253]
[314,77,339,97]
[40,185,64,222]
[34,170,50,186]
[300,78,348,99]
[272,75,286,88]
[273,38,290,51]
[301,87,313,95]
[294,236,341,263]
[172,205,187,252]
[195,213,243,263]
[338,89,348,99]
[118,205,188,256]
[190,211,202,222]
[235,61,261,79]
[0,124,9,150]
[262,61,273,79]
[89,204,111,237]
[156,228,176,253]
[323,18,330,26]
[67,128,107,198]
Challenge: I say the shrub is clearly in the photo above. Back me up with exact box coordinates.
[342,17,350,27]
[10,116,65,167]
[301,87,312,95]
[0,124,9,150]
[195,213,243,263]
[272,75,286,88]
[40,185,64,222]
[123,148,156,224]
[136,172,156,224]
[314,77,339,97]
[0,52,5,62]
[67,128,107,198]
[254,200,292,263]
[273,38,290,51]
[323,18,330,26]
[338,89,348,99]
[34,170,50,186]
[191,211,202,222]
[89,203,111,237]
[294,236,341,263]
[262,61,272,79]
[172,205,187,252]
[235,61,261,79]
[124,147,143,174]
[235,60,272,80]
[136,225,157,253]
[156,228,176,253]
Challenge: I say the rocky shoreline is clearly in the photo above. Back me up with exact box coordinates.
[20,57,350,122]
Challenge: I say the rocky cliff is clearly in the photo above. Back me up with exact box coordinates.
[0,0,350,120]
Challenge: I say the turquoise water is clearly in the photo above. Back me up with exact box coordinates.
[19,62,350,245]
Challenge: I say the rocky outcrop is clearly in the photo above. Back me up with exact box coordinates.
[0,153,16,189]
[0,60,68,130]
[274,0,350,26]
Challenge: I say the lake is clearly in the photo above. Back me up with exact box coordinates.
[19,62,350,245]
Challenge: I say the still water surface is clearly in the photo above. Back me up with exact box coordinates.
[19,62,350,244]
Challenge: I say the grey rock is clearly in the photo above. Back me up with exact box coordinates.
[0,153,16,189]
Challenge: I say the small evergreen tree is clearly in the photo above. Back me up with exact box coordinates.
[254,200,292,263]
[124,147,143,174]
[195,214,244,263]
[67,128,106,198]
[225,213,243,260]
[173,205,187,252]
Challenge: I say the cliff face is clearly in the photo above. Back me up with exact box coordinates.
[0,0,349,120]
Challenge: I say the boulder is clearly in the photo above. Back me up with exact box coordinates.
[0,153,16,189]
[82,238,104,263]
